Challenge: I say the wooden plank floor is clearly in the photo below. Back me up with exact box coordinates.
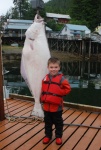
[0,98,101,150]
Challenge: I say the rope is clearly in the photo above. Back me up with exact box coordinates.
[5,98,101,129]
[4,85,101,128]
[63,123,101,129]
[5,98,43,124]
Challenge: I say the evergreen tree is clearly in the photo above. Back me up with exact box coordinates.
[45,0,72,14]
[70,0,101,30]
[2,0,101,31]
[10,0,46,20]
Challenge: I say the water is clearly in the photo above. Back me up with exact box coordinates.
[61,60,101,107]
[4,60,101,107]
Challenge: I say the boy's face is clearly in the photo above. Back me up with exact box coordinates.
[48,63,60,76]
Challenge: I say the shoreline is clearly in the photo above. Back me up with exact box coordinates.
[2,46,101,62]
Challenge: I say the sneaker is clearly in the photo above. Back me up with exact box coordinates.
[56,138,62,145]
[43,137,51,144]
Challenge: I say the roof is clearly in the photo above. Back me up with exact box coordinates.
[3,19,52,31]
[46,12,71,19]
[7,19,33,24]
[66,24,90,32]
[46,26,52,31]
[4,24,31,30]
[5,24,52,31]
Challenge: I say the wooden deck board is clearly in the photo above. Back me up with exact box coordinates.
[5,101,33,115]
[1,100,33,128]
[2,109,72,149]
[88,130,101,150]
[33,111,88,150]
[0,107,33,133]
[4,99,28,112]
[0,98,101,150]
[60,113,99,150]
[16,109,75,150]
[0,106,33,128]
[30,111,86,150]
[0,106,33,134]
[74,114,101,150]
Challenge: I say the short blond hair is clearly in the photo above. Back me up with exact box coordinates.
[48,57,61,66]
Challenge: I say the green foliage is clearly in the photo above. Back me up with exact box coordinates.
[6,0,46,20]
[12,0,36,19]
[45,0,101,31]
[46,20,63,31]
[69,19,89,27]
[45,0,73,14]
[2,0,101,31]
[70,0,101,31]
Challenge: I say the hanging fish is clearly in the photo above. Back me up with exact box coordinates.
[21,14,51,118]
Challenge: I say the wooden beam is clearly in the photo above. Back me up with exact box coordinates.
[0,32,5,121]
[9,94,101,113]
[89,39,91,58]
[9,93,34,102]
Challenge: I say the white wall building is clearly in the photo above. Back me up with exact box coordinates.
[46,12,71,24]
[3,19,52,37]
[59,24,91,39]
[95,26,101,35]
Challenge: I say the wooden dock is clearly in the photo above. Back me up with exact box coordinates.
[0,98,101,150]
[2,37,101,59]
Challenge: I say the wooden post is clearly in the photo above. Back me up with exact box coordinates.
[0,32,5,121]
[88,61,90,79]
[97,43,99,59]
[82,39,85,58]
[89,39,91,58]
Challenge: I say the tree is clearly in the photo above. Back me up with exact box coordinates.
[46,20,63,31]
[3,0,101,31]
[12,0,31,19]
[12,0,46,20]
[45,0,72,14]
[70,0,101,31]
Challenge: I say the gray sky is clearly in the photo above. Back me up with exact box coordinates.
[0,0,49,16]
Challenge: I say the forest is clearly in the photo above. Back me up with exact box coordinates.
[1,0,101,31]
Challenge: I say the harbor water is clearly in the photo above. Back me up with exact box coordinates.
[4,60,101,107]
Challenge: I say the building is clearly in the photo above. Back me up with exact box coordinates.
[46,12,71,24]
[95,26,101,35]
[3,19,52,38]
[59,24,91,39]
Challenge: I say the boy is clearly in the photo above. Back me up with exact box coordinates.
[41,57,71,145]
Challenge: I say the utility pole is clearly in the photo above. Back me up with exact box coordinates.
[0,32,5,121]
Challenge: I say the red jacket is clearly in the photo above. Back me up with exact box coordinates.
[41,73,71,112]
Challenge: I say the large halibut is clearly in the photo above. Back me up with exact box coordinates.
[21,14,51,118]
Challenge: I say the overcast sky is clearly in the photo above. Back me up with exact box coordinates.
[0,0,49,16]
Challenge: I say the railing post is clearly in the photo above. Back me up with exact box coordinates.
[0,32,5,121]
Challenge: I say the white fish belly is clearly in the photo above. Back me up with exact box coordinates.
[21,16,51,117]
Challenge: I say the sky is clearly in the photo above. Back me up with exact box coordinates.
[0,0,49,16]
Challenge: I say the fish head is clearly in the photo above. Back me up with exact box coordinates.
[34,14,44,23]
[25,14,44,40]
